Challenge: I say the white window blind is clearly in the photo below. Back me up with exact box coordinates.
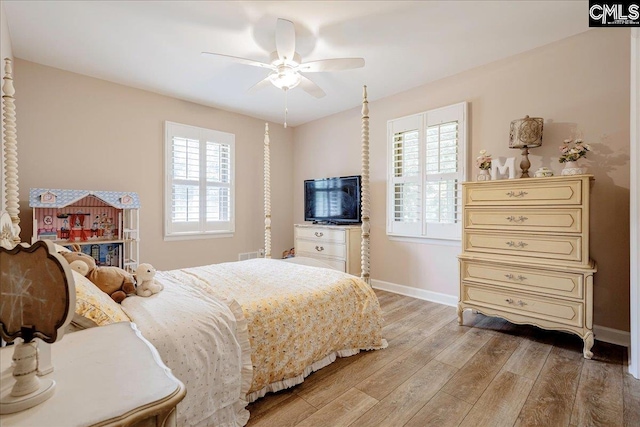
[165,121,235,240]
[387,102,467,240]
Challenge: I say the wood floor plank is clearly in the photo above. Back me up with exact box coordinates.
[288,350,365,395]
[435,326,495,369]
[350,359,458,427]
[624,372,640,427]
[502,338,552,380]
[247,389,296,420]
[440,333,520,404]
[404,391,472,427]
[382,298,431,325]
[246,393,316,427]
[382,304,453,345]
[459,370,534,427]
[294,328,423,408]
[570,342,625,427]
[376,292,409,313]
[381,300,442,340]
[356,319,468,400]
[515,348,583,427]
[296,388,377,427]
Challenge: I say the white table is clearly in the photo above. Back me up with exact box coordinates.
[0,322,185,427]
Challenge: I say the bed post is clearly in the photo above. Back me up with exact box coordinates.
[264,122,271,259]
[2,58,20,244]
[360,86,370,285]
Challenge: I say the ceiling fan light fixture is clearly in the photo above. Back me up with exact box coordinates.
[269,71,301,90]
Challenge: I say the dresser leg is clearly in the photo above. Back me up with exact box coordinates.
[583,331,594,359]
[457,303,464,325]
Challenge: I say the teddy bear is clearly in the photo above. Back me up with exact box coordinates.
[60,250,136,303]
[134,263,163,297]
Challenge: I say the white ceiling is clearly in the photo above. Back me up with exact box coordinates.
[3,1,589,127]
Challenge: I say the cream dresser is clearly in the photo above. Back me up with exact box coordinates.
[457,175,597,358]
[294,224,362,275]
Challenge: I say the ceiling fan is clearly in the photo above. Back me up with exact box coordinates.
[202,18,364,126]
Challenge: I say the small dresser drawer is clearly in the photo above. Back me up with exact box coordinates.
[464,207,582,233]
[465,180,582,206]
[462,284,584,328]
[464,231,582,263]
[295,227,346,243]
[297,240,346,259]
[460,260,583,299]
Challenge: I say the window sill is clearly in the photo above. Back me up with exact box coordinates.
[387,234,461,247]
[164,232,234,242]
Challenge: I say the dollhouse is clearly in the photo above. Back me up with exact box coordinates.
[29,189,140,272]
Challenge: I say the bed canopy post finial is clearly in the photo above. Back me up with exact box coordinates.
[2,58,20,244]
[264,122,271,259]
[360,85,370,285]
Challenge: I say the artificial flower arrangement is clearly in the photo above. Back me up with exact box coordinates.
[476,149,492,170]
[559,138,591,163]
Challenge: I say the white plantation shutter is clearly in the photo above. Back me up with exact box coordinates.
[387,102,467,240]
[165,122,235,239]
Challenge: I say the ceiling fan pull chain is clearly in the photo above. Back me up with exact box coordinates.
[284,88,289,128]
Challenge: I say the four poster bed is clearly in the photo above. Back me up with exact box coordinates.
[0,58,383,427]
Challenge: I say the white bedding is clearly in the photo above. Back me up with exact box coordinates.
[122,272,252,427]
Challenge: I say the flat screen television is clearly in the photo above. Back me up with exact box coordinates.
[304,175,361,224]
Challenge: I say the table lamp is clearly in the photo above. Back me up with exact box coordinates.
[509,115,544,178]
[0,240,75,414]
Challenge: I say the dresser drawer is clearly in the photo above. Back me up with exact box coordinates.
[462,284,583,328]
[460,260,583,299]
[464,180,582,206]
[464,207,582,233]
[297,240,346,259]
[464,231,582,263]
[295,227,346,243]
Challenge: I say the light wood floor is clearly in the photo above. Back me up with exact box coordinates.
[247,290,640,427]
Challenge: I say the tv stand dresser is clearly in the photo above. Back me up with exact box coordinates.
[457,175,597,359]
[294,224,361,276]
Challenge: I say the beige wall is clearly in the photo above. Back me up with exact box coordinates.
[14,60,294,270]
[293,29,631,332]
[0,2,11,63]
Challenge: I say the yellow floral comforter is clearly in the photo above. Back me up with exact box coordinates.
[163,258,386,400]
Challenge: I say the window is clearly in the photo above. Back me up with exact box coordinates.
[387,102,467,240]
[164,121,235,240]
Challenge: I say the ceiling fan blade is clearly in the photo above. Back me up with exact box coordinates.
[201,52,275,69]
[298,75,325,98]
[247,76,274,94]
[298,58,365,73]
[275,18,296,62]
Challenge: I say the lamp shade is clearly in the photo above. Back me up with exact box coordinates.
[509,115,543,149]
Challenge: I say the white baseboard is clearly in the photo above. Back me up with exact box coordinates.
[593,325,630,348]
[371,279,630,348]
[371,279,458,307]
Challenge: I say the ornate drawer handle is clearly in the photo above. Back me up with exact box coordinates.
[505,298,527,306]
[506,216,528,223]
[315,245,324,252]
[506,191,528,198]
[314,232,324,237]
[504,274,527,281]
[506,241,528,248]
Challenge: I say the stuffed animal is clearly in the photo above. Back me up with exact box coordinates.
[60,250,136,303]
[134,263,163,297]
